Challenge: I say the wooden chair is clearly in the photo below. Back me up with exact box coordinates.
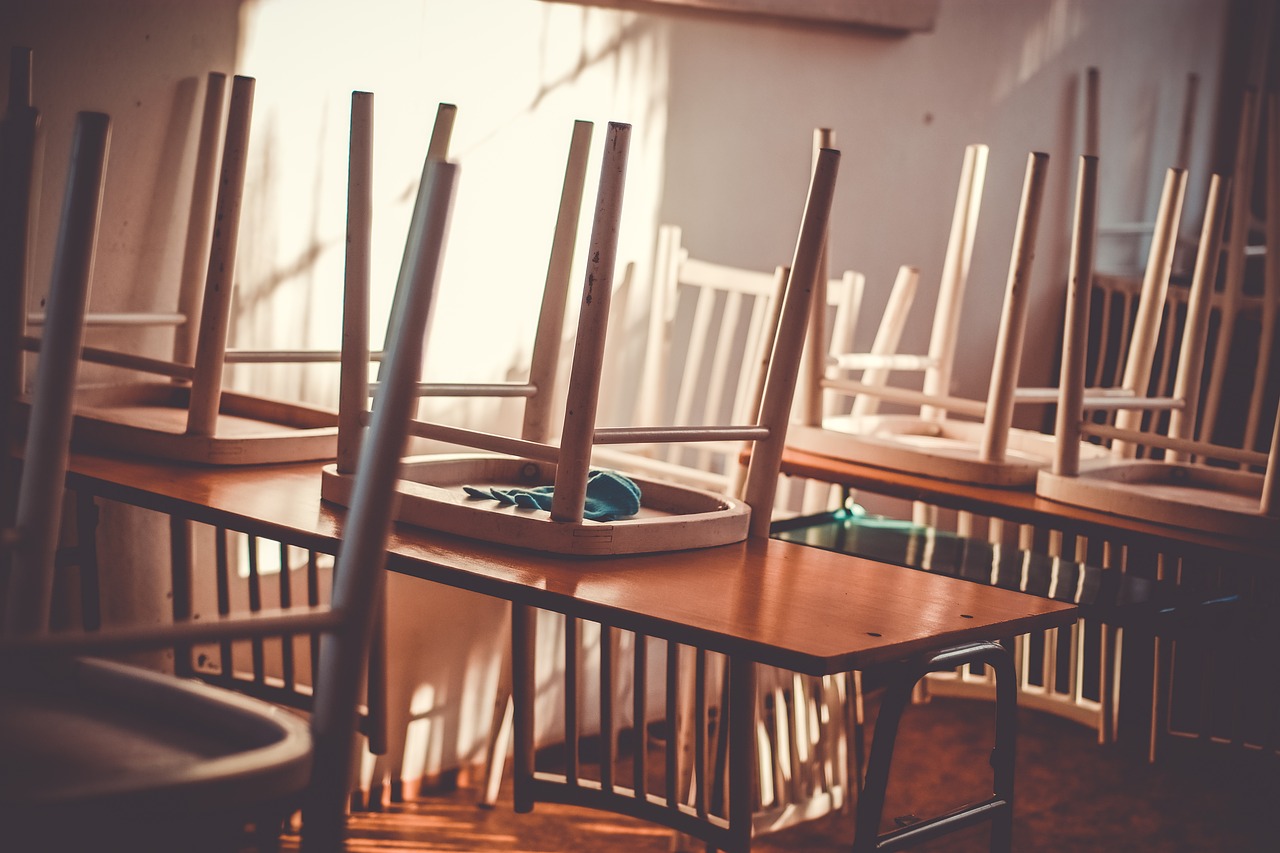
[789,146,1123,488]
[1034,160,1280,760]
[1184,89,1279,469]
[935,156,1244,734]
[785,141,982,463]
[0,103,460,851]
[510,144,1053,851]
[1038,163,1277,536]
[339,110,591,808]
[15,73,441,466]
[322,121,815,556]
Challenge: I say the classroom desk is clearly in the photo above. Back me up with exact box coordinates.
[779,447,1278,562]
[62,450,1076,852]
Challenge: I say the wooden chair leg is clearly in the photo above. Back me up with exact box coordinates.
[479,690,514,808]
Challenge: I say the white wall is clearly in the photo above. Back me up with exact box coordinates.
[655,0,1227,400]
[2,0,1230,785]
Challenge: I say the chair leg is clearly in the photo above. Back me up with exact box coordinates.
[852,641,1017,853]
[480,691,515,808]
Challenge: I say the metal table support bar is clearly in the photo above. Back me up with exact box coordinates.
[854,641,1016,853]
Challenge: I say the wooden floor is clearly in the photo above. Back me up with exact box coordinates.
[280,695,1274,852]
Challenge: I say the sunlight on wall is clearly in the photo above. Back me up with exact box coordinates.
[233,0,668,436]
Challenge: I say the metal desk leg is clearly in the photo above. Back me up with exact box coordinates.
[853,641,1017,853]
[168,515,194,675]
[74,490,100,630]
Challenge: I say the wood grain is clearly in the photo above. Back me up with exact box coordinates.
[63,452,1075,676]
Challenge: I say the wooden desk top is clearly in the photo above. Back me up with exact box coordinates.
[65,451,1076,676]
[780,448,1279,561]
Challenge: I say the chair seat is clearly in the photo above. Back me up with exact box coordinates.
[321,453,750,556]
[0,656,311,838]
[1037,460,1272,540]
[22,382,341,466]
[790,416,1112,488]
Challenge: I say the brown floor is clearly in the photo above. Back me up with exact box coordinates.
[280,694,1275,852]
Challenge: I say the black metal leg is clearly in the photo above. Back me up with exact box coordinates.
[990,641,1017,851]
[853,661,915,852]
[169,515,194,675]
[852,641,1017,853]
[74,490,100,631]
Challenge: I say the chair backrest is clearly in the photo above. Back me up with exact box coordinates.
[598,224,789,491]
[3,110,109,636]
[596,223,850,516]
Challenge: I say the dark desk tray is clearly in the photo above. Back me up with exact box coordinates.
[772,510,1242,635]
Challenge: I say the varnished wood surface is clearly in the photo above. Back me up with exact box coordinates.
[779,447,1279,561]
[64,451,1074,675]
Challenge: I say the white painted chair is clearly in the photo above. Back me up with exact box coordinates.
[787,143,1039,485]
[594,222,860,833]
[0,107,460,851]
[592,224,845,516]
[784,152,1193,759]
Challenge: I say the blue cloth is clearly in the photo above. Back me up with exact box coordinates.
[463,469,642,521]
